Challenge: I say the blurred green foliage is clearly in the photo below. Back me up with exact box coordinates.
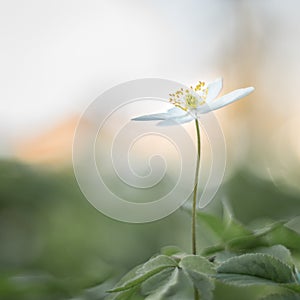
[0,160,299,299]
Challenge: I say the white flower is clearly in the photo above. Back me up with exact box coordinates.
[132,78,254,126]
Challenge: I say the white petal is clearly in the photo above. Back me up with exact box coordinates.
[132,107,186,121]
[167,107,187,116]
[206,78,223,102]
[132,112,169,121]
[196,104,214,114]
[157,114,194,126]
[207,87,254,111]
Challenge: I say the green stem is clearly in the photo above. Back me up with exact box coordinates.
[192,118,201,256]
[192,119,201,300]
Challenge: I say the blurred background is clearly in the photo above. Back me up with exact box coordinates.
[1,0,300,299]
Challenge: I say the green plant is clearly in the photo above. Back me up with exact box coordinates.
[106,202,300,299]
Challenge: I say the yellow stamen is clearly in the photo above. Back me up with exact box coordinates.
[185,94,198,108]
[169,80,209,111]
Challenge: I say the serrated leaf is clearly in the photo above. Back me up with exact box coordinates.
[216,254,297,286]
[184,270,214,300]
[108,255,177,293]
[141,268,174,295]
[179,255,216,300]
[249,245,293,266]
[163,268,195,300]
[209,245,294,267]
[144,268,179,300]
[215,273,280,287]
[179,255,216,275]
[144,267,194,300]
[137,255,177,275]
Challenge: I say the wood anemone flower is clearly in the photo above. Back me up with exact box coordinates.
[132,78,254,126]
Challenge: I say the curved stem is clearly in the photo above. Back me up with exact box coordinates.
[192,118,201,256]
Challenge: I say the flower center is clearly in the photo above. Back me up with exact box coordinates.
[185,94,198,108]
[169,81,208,111]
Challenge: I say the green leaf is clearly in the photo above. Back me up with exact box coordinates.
[201,244,226,257]
[222,199,234,225]
[106,265,142,299]
[227,234,268,250]
[185,270,214,300]
[137,255,177,275]
[216,273,280,287]
[179,255,216,275]
[216,253,297,286]
[197,212,225,241]
[106,286,140,300]
[160,246,183,257]
[286,216,300,234]
[227,221,286,251]
[265,225,300,252]
[159,268,195,300]
[144,268,179,300]
[141,268,174,295]
[214,250,239,263]
[197,207,251,249]
[108,255,177,293]
[209,244,295,267]
[249,245,294,266]
[222,200,252,240]
[179,255,216,300]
